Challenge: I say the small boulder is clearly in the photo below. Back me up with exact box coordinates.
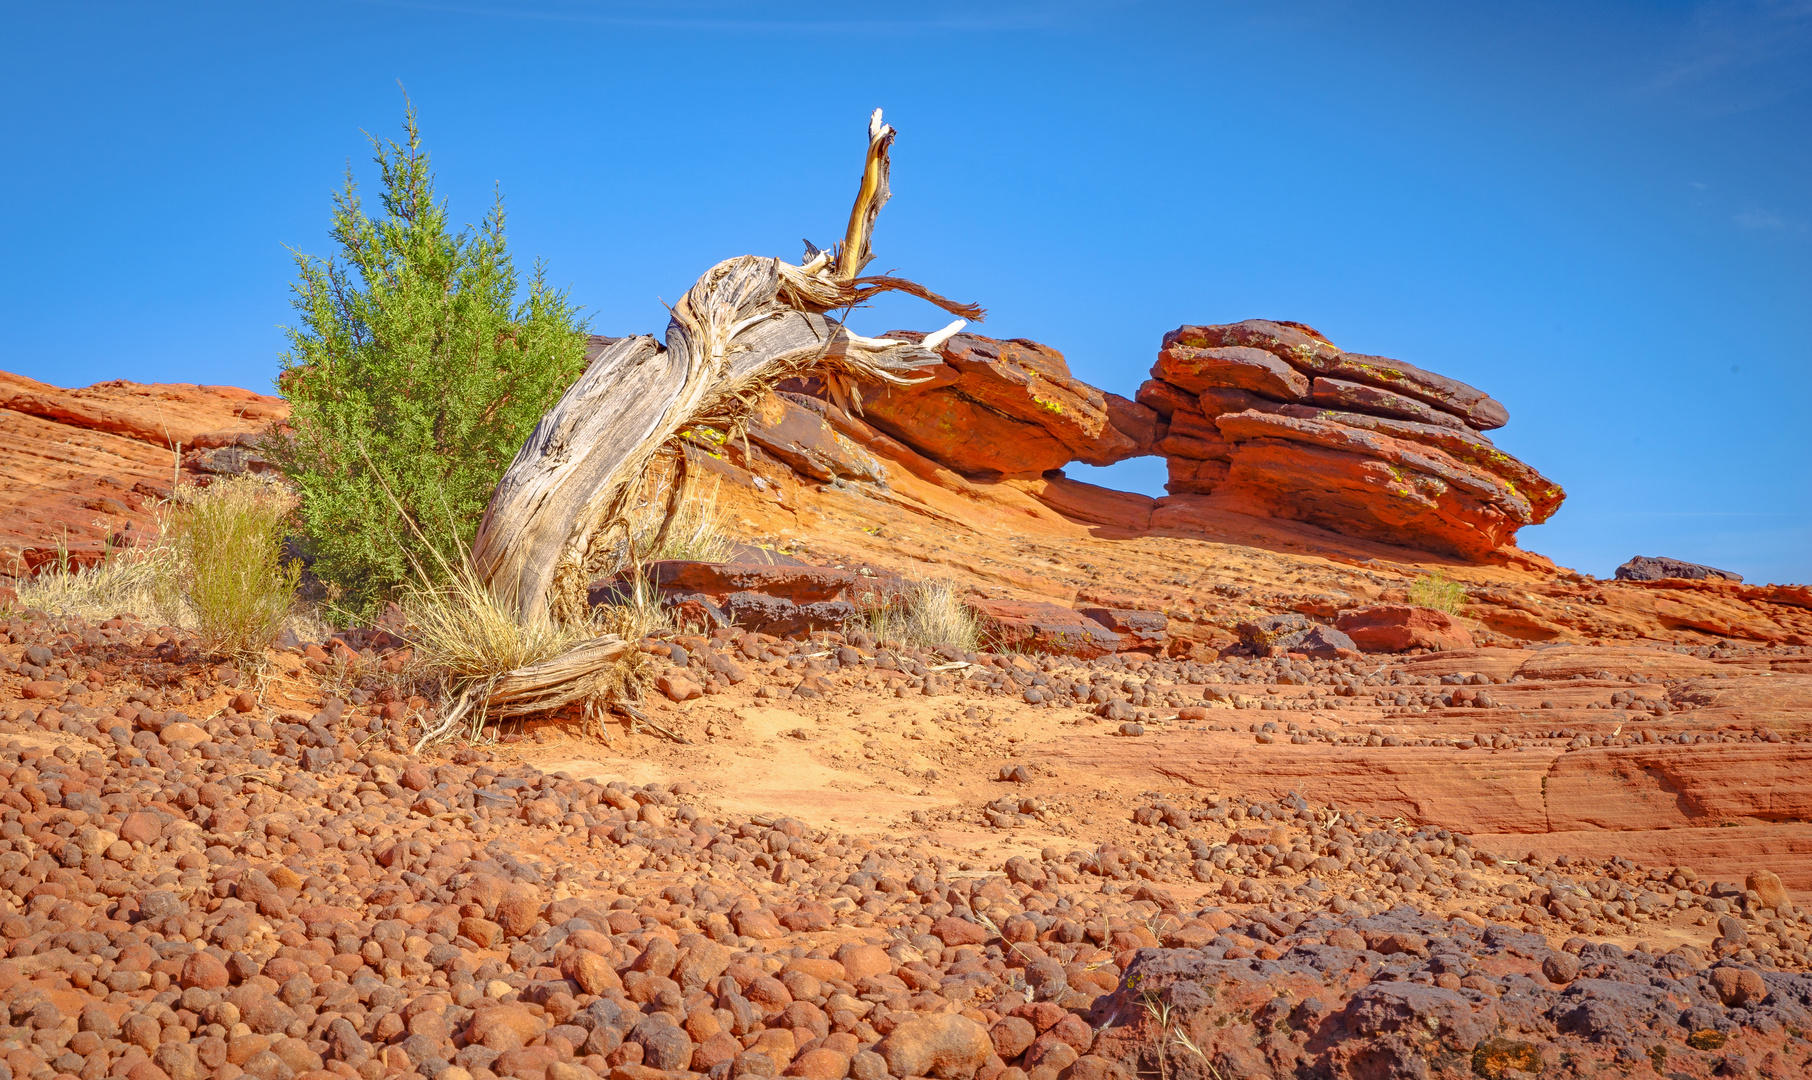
[656,674,702,702]
[180,952,230,991]
[21,680,65,700]
[493,885,541,937]
[967,598,1122,659]
[929,916,989,947]
[1747,869,1795,915]
[876,1013,992,1080]
[119,812,164,845]
[1708,966,1768,1008]
[989,1017,1036,1061]
[834,944,891,981]
[1615,556,1742,583]
[159,722,208,746]
[1234,614,1357,658]
[1334,605,1473,653]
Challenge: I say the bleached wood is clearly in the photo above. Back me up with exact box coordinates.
[460,109,986,724]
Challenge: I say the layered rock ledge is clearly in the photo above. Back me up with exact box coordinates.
[1140,320,1563,561]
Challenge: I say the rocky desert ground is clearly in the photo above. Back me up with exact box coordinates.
[2,320,1810,1080]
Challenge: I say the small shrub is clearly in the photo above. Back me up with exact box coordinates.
[271,100,589,616]
[851,580,979,654]
[162,477,302,666]
[1409,571,1468,616]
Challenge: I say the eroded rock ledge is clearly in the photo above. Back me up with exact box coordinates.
[751,320,1561,563]
[1139,320,1563,561]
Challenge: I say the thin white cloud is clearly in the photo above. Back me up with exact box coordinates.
[1640,0,1812,112]
[1734,207,1799,231]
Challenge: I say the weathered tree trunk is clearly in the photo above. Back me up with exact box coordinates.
[470,109,981,629]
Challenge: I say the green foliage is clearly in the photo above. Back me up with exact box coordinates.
[1409,571,1468,615]
[271,101,588,617]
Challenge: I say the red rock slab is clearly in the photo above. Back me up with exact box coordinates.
[1471,822,1812,896]
[0,370,285,568]
[1163,320,1344,376]
[1102,393,1165,458]
[1151,344,1309,400]
[1076,607,1167,650]
[1544,744,1812,832]
[1745,584,1812,610]
[1218,411,1532,522]
[1160,408,1233,459]
[966,598,1123,658]
[0,370,284,449]
[1592,583,1803,645]
[1133,378,1197,419]
[1667,674,1812,731]
[1212,430,1530,561]
[1042,733,1557,835]
[746,394,886,483]
[860,380,1076,477]
[1273,405,1564,523]
[1163,320,1509,429]
[1395,648,1535,681]
[1196,386,1290,419]
[861,332,1144,475]
[1009,475,1154,532]
[1164,458,1231,496]
[637,561,895,605]
[1512,645,1723,682]
[1319,354,1509,431]
[1335,605,1473,652]
[1309,377,1467,430]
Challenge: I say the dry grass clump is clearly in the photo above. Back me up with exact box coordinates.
[400,557,668,749]
[13,539,186,627]
[617,472,734,566]
[14,477,303,668]
[402,565,594,682]
[851,580,979,654]
[1409,571,1469,616]
[162,477,303,667]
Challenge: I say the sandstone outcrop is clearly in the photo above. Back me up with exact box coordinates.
[4,361,1812,1080]
[589,557,897,638]
[0,371,285,570]
[853,332,1159,478]
[1140,320,1562,560]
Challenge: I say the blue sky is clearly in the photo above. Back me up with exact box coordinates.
[4,1,1808,583]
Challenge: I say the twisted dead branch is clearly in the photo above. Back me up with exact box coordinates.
[449,108,981,724]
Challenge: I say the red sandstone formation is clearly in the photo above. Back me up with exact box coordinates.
[4,353,1812,1077]
[1140,320,1562,561]
[0,371,286,570]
